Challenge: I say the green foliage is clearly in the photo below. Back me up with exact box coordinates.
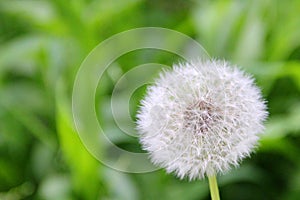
[0,0,300,199]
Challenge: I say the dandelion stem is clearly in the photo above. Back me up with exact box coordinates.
[208,175,220,200]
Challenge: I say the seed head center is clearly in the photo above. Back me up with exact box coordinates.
[183,100,216,134]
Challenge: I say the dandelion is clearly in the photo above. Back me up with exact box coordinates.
[136,59,268,199]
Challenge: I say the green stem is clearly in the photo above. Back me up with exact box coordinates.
[208,175,220,200]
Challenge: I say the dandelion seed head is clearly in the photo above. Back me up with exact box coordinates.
[136,59,268,180]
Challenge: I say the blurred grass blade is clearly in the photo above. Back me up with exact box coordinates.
[56,80,102,199]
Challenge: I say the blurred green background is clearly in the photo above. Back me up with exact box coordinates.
[1,0,300,199]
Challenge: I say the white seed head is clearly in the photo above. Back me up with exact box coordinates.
[136,59,268,180]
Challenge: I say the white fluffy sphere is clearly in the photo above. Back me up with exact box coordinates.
[136,59,268,180]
